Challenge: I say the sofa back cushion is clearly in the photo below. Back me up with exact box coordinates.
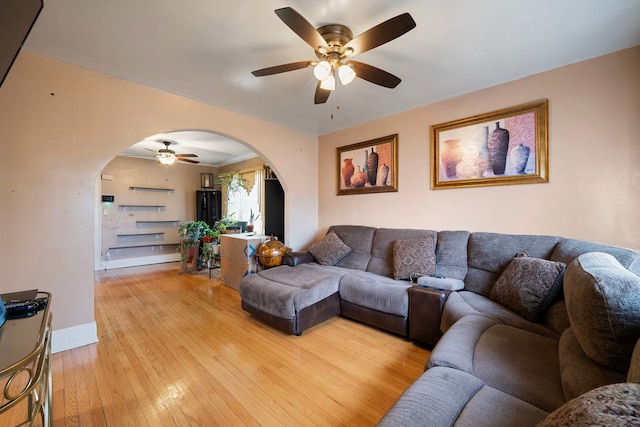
[327,225,376,271]
[558,327,626,401]
[564,252,640,373]
[465,232,563,296]
[366,228,437,278]
[435,230,470,280]
[628,340,640,382]
[551,238,640,276]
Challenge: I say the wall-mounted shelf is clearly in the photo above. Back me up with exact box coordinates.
[136,220,180,224]
[109,243,180,250]
[119,204,166,212]
[117,232,166,237]
[119,204,166,208]
[129,186,175,193]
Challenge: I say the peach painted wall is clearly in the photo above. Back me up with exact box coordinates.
[0,52,318,336]
[318,46,640,250]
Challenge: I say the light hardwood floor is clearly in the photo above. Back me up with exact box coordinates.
[7,263,431,426]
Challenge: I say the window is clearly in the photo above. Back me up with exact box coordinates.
[225,168,263,232]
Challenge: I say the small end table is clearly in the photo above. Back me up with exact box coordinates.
[409,286,450,346]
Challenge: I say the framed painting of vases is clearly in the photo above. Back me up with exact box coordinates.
[431,99,549,190]
[337,134,398,195]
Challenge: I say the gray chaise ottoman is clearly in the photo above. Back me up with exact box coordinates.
[239,263,349,335]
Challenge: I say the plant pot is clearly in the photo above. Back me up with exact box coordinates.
[247,224,255,232]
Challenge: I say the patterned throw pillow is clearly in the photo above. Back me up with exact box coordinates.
[393,236,437,280]
[539,383,640,426]
[490,254,566,322]
[308,231,352,266]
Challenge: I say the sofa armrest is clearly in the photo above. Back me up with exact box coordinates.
[282,251,315,266]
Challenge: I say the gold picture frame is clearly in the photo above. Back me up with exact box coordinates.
[431,99,549,190]
[337,134,398,195]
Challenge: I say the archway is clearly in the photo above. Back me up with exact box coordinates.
[95,130,285,271]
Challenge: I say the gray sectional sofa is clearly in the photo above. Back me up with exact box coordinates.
[239,225,640,426]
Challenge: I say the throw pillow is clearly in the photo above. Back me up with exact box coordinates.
[308,231,352,266]
[490,254,565,322]
[538,382,640,427]
[563,252,640,373]
[393,236,436,280]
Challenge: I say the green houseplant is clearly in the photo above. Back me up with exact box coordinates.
[178,220,212,250]
[247,208,261,232]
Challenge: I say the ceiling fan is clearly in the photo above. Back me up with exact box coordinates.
[145,141,199,165]
[251,7,416,104]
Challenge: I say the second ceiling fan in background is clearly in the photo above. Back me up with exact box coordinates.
[252,7,416,104]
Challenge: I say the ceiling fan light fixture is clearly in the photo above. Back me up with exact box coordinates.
[313,60,332,81]
[320,74,335,91]
[338,64,356,85]
[158,153,176,165]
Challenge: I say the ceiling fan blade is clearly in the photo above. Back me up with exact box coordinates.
[178,158,200,164]
[176,153,197,157]
[349,61,401,88]
[275,7,329,51]
[252,61,315,77]
[343,13,416,56]
[314,81,331,104]
[144,148,156,152]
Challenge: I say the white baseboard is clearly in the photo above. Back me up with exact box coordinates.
[52,321,99,354]
[97,253,181,270]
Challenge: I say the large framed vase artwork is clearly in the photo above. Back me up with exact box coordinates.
[337,134,398,195]
[431,99,549,190]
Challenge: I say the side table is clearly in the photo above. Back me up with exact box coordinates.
[0,292,52,427]
[409,286,450,346]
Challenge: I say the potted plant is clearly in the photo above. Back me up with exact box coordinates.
[247,208,261,232]
[201,233,218,267]
[214,215,238,235]
[178,220,212,249]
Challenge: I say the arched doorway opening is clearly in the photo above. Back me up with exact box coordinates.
[95,130,285,271]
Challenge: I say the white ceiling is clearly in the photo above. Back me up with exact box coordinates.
[21,0,640,164]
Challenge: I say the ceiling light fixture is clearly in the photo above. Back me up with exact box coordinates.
[313,60,356,90]
[338,64,356,85]
[319,74,336,90]
[158,153,176,165]
[313,60,332,80]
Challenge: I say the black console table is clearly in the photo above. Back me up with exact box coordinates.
[0,292,52,426]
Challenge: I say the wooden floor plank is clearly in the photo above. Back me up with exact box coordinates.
[2,262,431,426]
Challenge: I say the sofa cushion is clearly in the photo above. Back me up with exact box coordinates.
[490,255,565,322]
[538,382,640,427]
[564,252,640,373]
[430,316,565,413]
[435,230,470,280]
[472,324,566,412]
[465,232,563,297]
[558,327,626,401]
[308,231,352,265]
[238,263,347,319]
[441,291,561,339]
[367,228,437,278]
[551,238,640,276]
[628,340,640,383]
[429,314,500,374]
[328,225,376,271]
[392,236,436,280]
[377,366,548,427]
[338,271,411,317]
